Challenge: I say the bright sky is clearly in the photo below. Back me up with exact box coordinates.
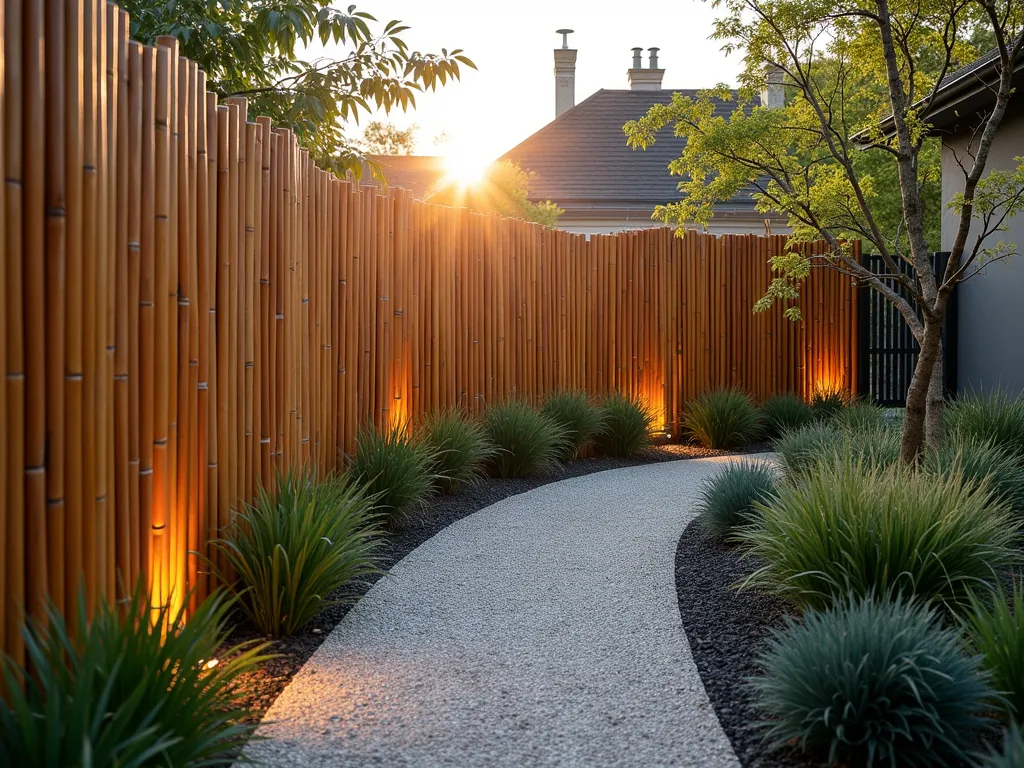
[305,0,743,164]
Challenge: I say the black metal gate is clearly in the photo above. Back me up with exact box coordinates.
[857,252,958,407]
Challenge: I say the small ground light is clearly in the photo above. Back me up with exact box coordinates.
[204,658,219,670]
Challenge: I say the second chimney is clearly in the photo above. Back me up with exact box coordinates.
[628,47,664,91]
[554,29,577,118]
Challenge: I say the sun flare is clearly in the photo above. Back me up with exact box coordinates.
[441,151,491,187]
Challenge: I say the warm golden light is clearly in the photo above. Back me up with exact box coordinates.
[441,150,491,187]
[204,658,219,670]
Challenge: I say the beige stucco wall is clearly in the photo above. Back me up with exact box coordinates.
[556,214,785,237]
[941,99,1024,395]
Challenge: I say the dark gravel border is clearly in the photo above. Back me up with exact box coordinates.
[675,520,825,768]
[227,442,764,722]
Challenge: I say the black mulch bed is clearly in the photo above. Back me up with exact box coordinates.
[675,521,825,768]
[226,442,765,723]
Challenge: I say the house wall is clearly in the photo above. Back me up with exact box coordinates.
[557,212,784,237]
[941,98,1024,395]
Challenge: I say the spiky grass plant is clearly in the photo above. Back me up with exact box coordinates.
[757,393,814,441]
[833,399,888,431]
[752,595,993,767]
[540,391,604,459]
[696,461,777,541]
[683,388,761,449]
[966,583,1024,720]
[948,388,1024,462]
[774,422,900,477]
[924,437,1024,513]
[351,422,438,526]
[418,409,496,493]
[0,585,268,768]
[809,385,849,422]
[978,724,1024,768]
[737,457,1019,616]
[212,469,379,636]
[593,392,653,458]
[484,400,565,478]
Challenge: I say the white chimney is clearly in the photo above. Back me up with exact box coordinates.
[760,66,785,108]
[554,29,577,118]
[628,47,665,91]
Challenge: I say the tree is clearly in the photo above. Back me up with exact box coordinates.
[362,121,417,155]
[429,160,564,227]
[123,1,474,174]
[624,0,1024,462]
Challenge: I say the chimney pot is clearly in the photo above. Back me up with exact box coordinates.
[554,30,578,118]
[648,47,660,69]
[631,47,643,69]
[628,47,665,91]
[760,66,785,109]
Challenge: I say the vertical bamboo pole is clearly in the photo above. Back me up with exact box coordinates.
[126,40,143,589]
[0,0,8,660]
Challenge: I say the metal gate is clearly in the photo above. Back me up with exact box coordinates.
[857,252,958,407]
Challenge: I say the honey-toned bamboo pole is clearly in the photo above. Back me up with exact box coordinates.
[0,0,8,662]
[126,39,143,589]
[214,104,230,578]
[243,120,257,506]
[257,116,272,482]
[203,90,219,589]
[4,0,26,666]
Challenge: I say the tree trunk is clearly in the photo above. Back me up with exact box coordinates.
[900,319,943,463]
[924,341,945,452]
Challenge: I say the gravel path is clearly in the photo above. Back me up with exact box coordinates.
[247,457,747,768]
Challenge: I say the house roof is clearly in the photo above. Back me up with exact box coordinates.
[363,154,446,199]
[860,49,1024,139]
[501,89,756,211]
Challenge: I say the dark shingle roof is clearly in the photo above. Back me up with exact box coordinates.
[501,89,754,209]
[363,154,446,199]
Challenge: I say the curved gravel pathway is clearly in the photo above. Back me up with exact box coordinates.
[247,457,751,767]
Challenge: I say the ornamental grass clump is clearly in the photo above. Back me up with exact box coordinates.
[696,461,777,541]
[809,385,849,422]
[752,595,993,767]
[0,584,268,768]
[979,724,1024,768]
[540,391,604,459]
[418,409,496,494]
[683,388,761,449]
[833,399,888,431]
[737,457,1019,616]
[924,437,1024,513]
[351,423,438,526]
[757,393,814,441]
[948,388,1024,461]
[484,400,565,478]
[966,583,1024,720]
[212,469,379,636]
[593,392,653,458]
[774,422,899,477]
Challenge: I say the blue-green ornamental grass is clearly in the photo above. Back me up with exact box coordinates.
[540,391,605,459]
[978,723,1024,768]
[212,469,380,636]
[757,393,814,440]
[593,392,653,458]
[683,388,761,449]
[809,385,849,422]
[696,462,777,541]
[737,457,1019,616]
[0,585,268,768]
[832,399,887,431]
[753,595,993,767]
[418,408,496,494]
[773,421,899,477]
[925,436,1024,513]
[351,422,438,526]
[947,388,1024,461]
[484,400,566,477]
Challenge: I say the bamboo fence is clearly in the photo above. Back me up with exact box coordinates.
[0,0,859,663]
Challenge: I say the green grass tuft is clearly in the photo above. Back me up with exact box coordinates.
[683,389,761,449]
[752,595,993,767]
[484,400,566,478]
[593,392,654,458]
[418,409,496,494]
[809,385,849,422]
[978,724,1024,768]
[212,469,380,636]
[351,423,437,526]
[758,393,814,441]
[832,399,888,431]
[540,391,604,459]
[947,388,1024,461]
[0,584,269,768]
[696,461,777,541]
[966,582,1024,721]
[774,421,900,477]
[925,436,1024,513]
[737,456,1020,616]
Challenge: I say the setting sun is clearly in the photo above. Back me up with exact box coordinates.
[441,150,492,186]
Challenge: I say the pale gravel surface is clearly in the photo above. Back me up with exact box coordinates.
[247,457,753,768]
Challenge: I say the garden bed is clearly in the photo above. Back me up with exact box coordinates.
[227,443,754,723]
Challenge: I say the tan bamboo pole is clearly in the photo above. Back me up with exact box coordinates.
[257,116,272,483]
[0,0,8,660]
[328,177,340,462]
[126,40,143,588]
[4,0,26,666]
[215,104,230,577]
[223,101,240,521]
[336,179,350,454]
[243,120,257,505]
[343,182,358,451]
[191,75,211,605]
[203,91,219,589]
[267,129,280,469]
[44,0,68,619]
[112,6,131,599]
